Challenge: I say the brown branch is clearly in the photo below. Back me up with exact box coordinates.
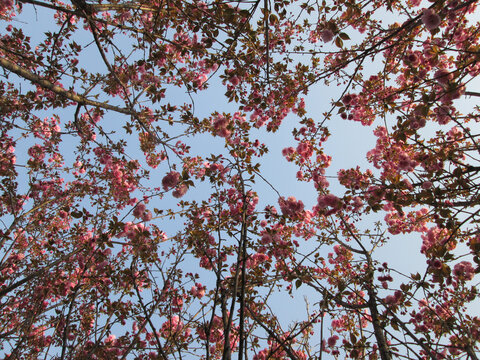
[367,289,392,360]
[0,56,135,116]
[238,171,249,360]
[338,216,392,360]
[0,248,83,299]
[466,345,479,360]
[132,275,168,360]
[18,0,158,14]
[0,55,163,143]
[380,299,446,359]
[465,91,480,97]
[306,281,369,310]
[245,303,300,360]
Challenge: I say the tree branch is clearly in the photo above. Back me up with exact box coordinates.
[0,56,135,116]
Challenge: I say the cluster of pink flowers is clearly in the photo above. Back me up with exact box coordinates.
[312,169,330,189]
[434,105,453,125]
[260,231,281,245]
[132,203,152,222]
[296,141,313,162]
[411,299,455,336]
[94,147,139,203]
[222,188,258,218]
[117,222,148,241]
[383,290,404,306]
[28,178,59,200]
[348,196,364,213]
[404,50,422,67]
[245,253,270,269]
[172,295,184,312]
[439,83,465,105]
[339,77,396,126]
[452,261,475,282]
[224,69,241,88]
[253,332,305,360]
[190,283,206,299]
[196,314,239,354]
[446,126,463,141]
[278,196,305,218]
[173,184,188,198]
[421,227,456,255]
[0,0,14,16]
[317,194,342,215]
[282,146,296,161]
[342,93,357,106]
[199,247,226,270]
[408,115,426,130]
[337,167,372,190]
[212,114,231,138]
[0,135,15,177]
[384,207,429,235]
[162,171,180,191]
[367,126,419,177]
[327,334,339,347]
[254,346,306,360]
[31,116,61,140]
[320,29,334,43]
[328,245,353,268]
[434,68,453,86]
[421,8,441,31]
[331,318,346,331]
[160,315,191,339]
[28,144,46,163]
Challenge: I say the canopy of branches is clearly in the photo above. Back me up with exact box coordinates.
[1,0,480,359]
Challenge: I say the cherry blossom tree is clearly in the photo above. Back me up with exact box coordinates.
[1,0,480,359]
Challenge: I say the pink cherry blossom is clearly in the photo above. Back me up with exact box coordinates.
[162,171,181,191]
[434,68,453,85]
[317,194,342,213]
[133,203,146,218]
[278,196,304,218]
[172,184,188,198]
[213,114,231,138]
[320,29,334,42]
[453,261,475,281]
[327,335,339,347]
[421,9,441,31]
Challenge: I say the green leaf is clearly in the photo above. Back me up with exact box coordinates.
[411,272,421,281]
[295,279,302,289]
[269,14,278,25]
[71,210,83,218]
[335,37,343,48]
